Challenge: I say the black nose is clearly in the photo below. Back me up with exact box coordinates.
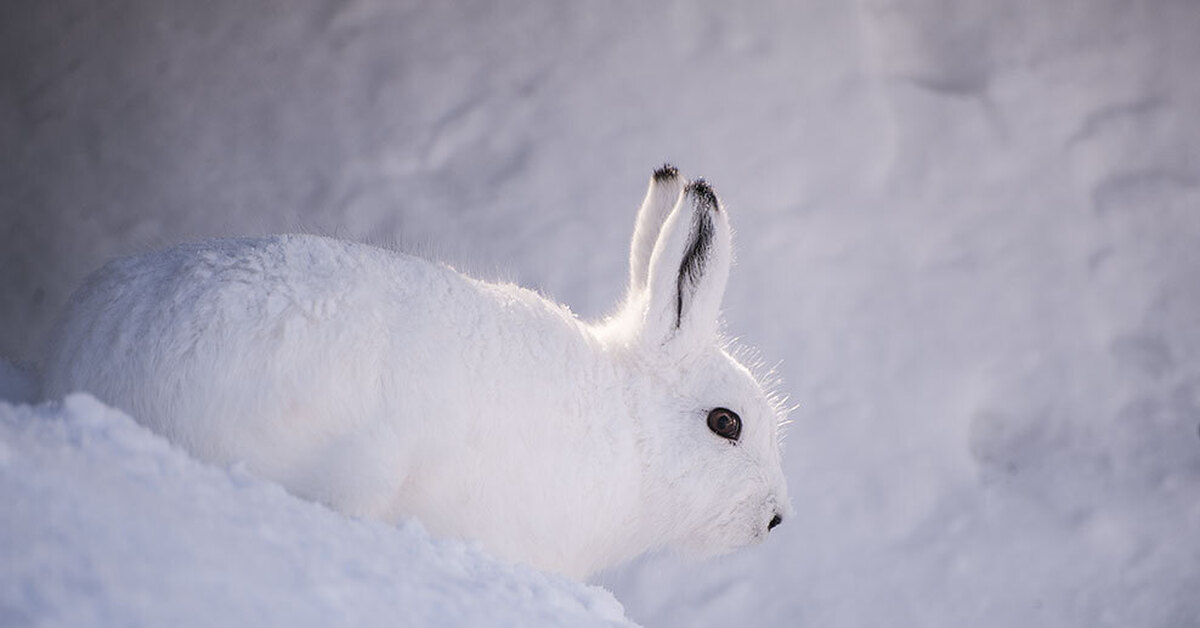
[768,513,782,531]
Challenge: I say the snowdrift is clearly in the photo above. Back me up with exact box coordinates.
[0,382,634,627]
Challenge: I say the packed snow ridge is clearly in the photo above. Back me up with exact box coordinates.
[0,382,636,628]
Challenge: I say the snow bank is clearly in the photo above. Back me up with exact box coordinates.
[0,387,634,628]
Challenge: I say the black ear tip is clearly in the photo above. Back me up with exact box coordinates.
[653,163,679,181]
[685,178,718,210]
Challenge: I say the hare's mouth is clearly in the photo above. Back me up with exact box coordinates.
[725,499,779,546]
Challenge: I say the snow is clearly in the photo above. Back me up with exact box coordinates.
[3,0,1200,626]
[0,392,633,628]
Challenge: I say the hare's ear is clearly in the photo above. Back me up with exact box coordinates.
[627,164,686,296]
[638,178,731,353]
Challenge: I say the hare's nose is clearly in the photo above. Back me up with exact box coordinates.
[768,513,783,531]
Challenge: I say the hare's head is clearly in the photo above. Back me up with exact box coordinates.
[600,165,792,558]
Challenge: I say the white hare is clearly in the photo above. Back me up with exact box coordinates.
[43,166,791,580]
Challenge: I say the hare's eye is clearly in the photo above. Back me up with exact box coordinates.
[707,407,742,442]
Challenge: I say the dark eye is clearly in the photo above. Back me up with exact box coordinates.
[707,407,742,442]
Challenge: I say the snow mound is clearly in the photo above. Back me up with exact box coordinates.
[0,390,634,628]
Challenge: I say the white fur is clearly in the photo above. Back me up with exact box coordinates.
[43,167,791,580]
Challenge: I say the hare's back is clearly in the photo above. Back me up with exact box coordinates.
[44,234,454,425]
[56,234,441,346]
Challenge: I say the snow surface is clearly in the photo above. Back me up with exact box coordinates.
[3,0,1200,626]
[0,391,634,628]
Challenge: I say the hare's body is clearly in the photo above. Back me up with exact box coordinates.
[44,167,791,580]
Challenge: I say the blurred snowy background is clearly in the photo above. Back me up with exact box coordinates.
[3,0,1199,626]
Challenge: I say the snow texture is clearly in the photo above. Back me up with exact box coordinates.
[0,391,633,628]
[3,0,1200,626]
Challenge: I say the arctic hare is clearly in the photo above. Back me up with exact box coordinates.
[44,165,791,579]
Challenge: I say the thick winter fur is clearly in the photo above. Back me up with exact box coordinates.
[43,166,791,580]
